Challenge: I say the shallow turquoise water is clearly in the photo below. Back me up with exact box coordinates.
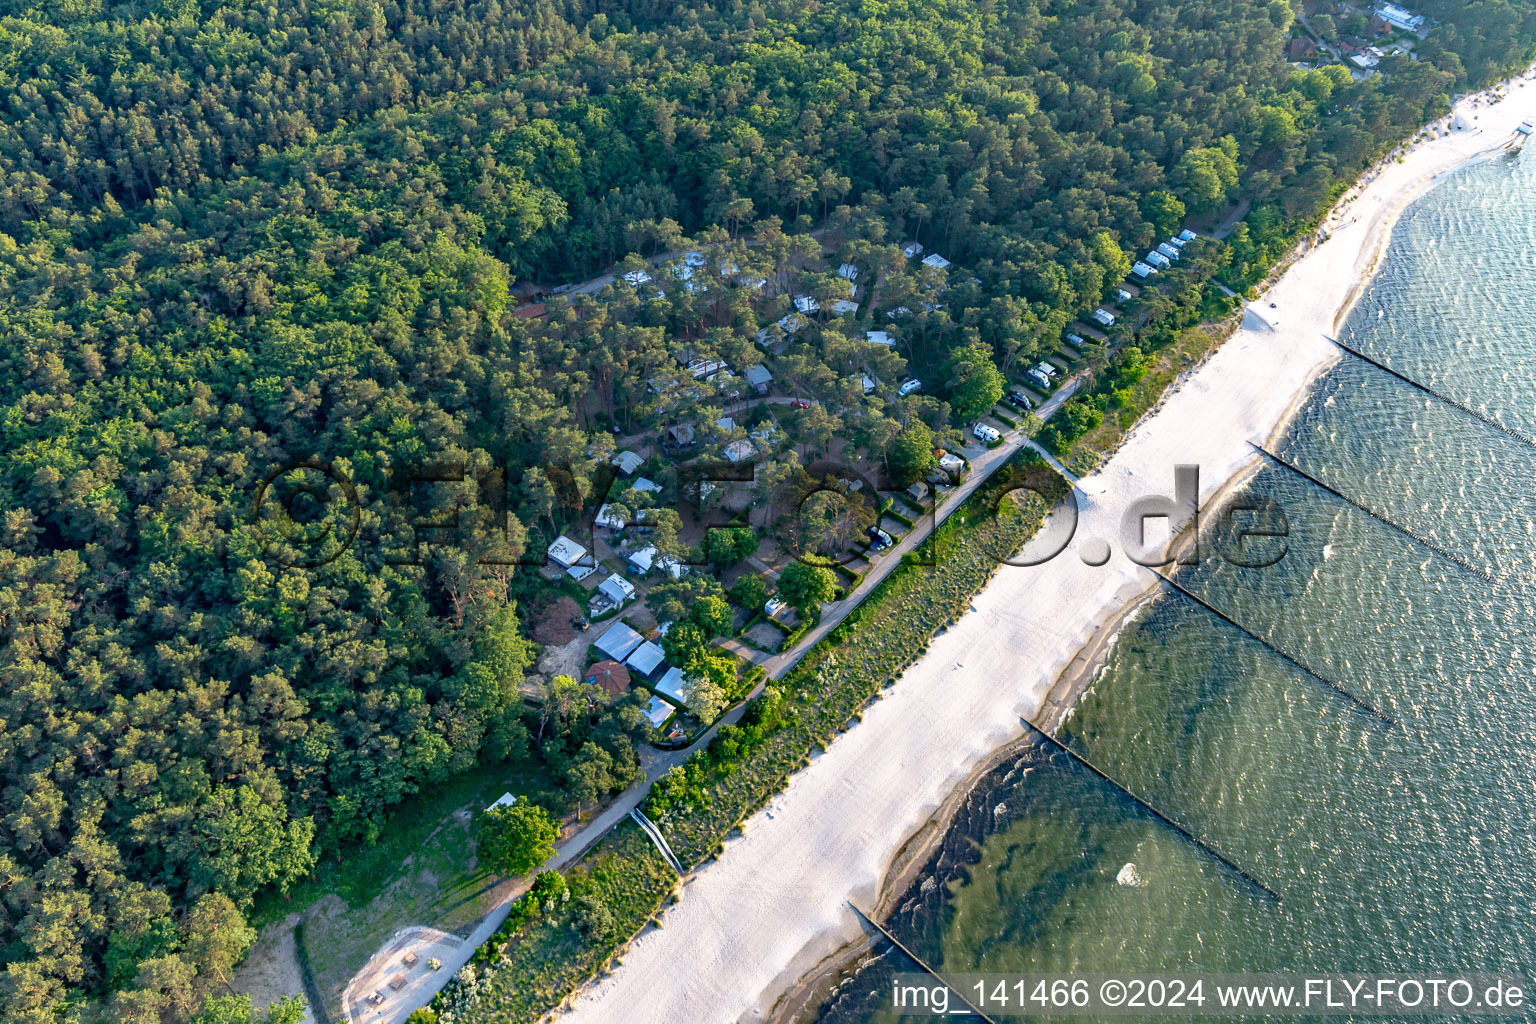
[813,144,1536,1021]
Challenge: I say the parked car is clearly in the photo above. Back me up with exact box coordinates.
[1006,389,1034,410]
[897,377,922,396]
[789,398,810,409]
[972,422,1001,443]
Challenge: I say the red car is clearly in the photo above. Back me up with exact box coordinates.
[790,399,810,409]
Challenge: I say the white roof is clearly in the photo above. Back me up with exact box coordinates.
[631,476,662,493]
[921,253,951,270]
[723,439,757,463]
[1146,251,1170,267]
[865,330,895,346]
[611,449,644,475]
[566,563,596,582]
[858,374,877,394]
[744,364,773,386]
[593,620,645,661]
[644,696,673,726]
[1117,289,1133,301]
[1132,261,1156,277]
[622,269,651,286]
[793,296,819,314]
[681,250,709,267]
[625,640,666,679]
[716,415,735,431]
[1093,308,1116,326]
[547,534,588,567]
[486,792,518,811]
[838,263,859,280]
[777,312,809,333]
[599,573,635,605]
[938,452,965,471]
[830,299,859,316]
[902,242,924,258]
[1179,229,1198,241]
[628,545,657,573]
[653,666,689,704]
[1157,242,1181,258]
[887,306,913,319]
[595,503,627,529]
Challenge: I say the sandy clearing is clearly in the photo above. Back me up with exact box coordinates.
[555,71,1536,1024]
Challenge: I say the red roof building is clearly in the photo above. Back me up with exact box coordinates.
[584,660,632,698]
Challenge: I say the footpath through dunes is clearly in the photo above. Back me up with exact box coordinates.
[555,74,1536,1024]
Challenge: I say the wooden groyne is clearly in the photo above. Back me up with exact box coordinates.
[1022,721,1283,904]
[1155,572,1395,728]
[845,902,1000,1024]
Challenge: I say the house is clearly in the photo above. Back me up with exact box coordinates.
[611,450,644,475]
[1350,46,1384,69]
[546,535,588,569]
[723,439,757,464]
[793,295,820,314]
[1093,308,1116,327]
[631,476,663,495]
[627,545,659,574]
[653,665,689,705]
[486,792,518,811]
[716,415,736,432]
[906,480,929,503]
[744,364,773,394]
[1288,37,1319,61]
[594,503,627,530]
[683,357,727,380]
[1376,3,1424,32]
[643,695,673,727]
[625,640,667,681]
[830,299,859,316]
[593,620,645,662]
[598,573,636,606]
[663,424,696,451]
[838,263,860,282]
[584,660,632,699]
[865,330,895,347]
[1132,261,1157,278]
[901,242,925,258]
[921,253,952,271]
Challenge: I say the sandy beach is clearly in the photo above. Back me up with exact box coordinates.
[556,72,1536,1024]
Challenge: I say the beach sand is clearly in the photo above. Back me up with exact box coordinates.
[556,73,1536,1024]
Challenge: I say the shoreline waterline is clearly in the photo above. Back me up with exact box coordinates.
[552,67,1536,1024]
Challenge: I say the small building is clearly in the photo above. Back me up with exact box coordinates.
[765,597,786,618]
[622,269,652,287]
[744,364,773,394]
[663,423,696,451]
[643,695,673,727]
[593,620,645,662]
[584,660,632,698]
[546,535,588,569]
[906,481,929,503]
[1375,3,1424,32]
[486,792,518,811]
[625,640,667,682]
[611,449,645,475]
[723,439,757,464]
[865,330,895,347]
[793,295,820,314]
[627,545,659,574]
[921,253,952,271]
[857,374,877,395]
[901,242,924,258]
[653,665,689,705]
[1092,308,1116,327]
[830,299,860,316]
[598,573,636,606]
[838,263,860,281]
[595,503,627,530]
[1131,261,1157,278]
[631,476,663,495]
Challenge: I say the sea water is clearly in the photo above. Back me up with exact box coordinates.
[811,144,1536,1021]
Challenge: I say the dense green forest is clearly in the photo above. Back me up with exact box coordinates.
[3,0,1534,1019]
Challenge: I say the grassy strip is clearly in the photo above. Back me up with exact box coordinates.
[439,824,676,1023]
[447,453,1065,1022]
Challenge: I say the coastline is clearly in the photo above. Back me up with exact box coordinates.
[554,69,1536,1024]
